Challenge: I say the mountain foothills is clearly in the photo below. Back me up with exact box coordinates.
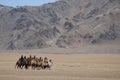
[0,0,120,50]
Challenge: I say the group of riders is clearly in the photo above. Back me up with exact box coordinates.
[15,55,53,70]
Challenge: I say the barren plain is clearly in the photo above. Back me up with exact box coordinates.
[0,51,120,80]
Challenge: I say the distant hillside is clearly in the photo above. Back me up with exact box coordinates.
[0,0,120,50]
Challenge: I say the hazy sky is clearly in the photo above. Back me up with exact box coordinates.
[0,0,57,7]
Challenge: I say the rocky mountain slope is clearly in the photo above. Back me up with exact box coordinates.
[0,0,120,50]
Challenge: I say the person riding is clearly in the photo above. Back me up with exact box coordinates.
[48,59,53,69]
[29,55,32,59]
[44,57,48,63]
[19,55,26,69]
[20,55,24,64]
[33,55,36,59]
[23,56,26,62]
[44,57,48,66]
[39,57,42,61]
[20,55,24,62]
[49,59,53,65]
[24,56,26,59]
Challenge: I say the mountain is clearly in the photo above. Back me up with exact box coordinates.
[0,0,120,50]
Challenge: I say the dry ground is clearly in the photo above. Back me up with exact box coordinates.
[0,52,120,80]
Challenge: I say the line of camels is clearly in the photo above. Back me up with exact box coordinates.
[15,55,53,70]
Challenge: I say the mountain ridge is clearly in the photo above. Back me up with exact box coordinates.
[0,0,120,50]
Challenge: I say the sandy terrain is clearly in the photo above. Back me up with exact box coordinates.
[0,52,120,80]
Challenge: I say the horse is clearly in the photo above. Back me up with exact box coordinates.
[43,59,53,70]
[15,58,26,69]
[36,59,44,70]
[15,58,21,69]
[31,58,38,69]
[25,57,32,69]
